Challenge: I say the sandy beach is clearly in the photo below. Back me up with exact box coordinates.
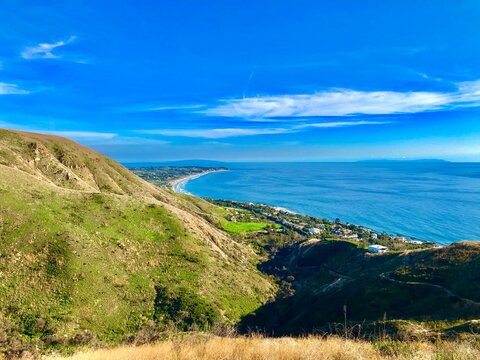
[170,169,227,193]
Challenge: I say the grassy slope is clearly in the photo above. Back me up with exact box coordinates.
[0,129,274,355]
[49,335,480,360]
[219,219,272,233]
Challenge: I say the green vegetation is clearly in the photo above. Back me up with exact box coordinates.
[153,286,219,330]
[1,129,480,358]
[0,129,273,358]
[241,239,480,336]
[210,199,434,252]
[220,219,273,233]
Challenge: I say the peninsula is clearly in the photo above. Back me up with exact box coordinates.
[169,168,228,192]
[130,165,227,189]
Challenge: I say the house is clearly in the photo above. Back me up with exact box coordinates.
[405,239,423,245]
[368,244,388,253]
[345,233,359,240]
[370,233,378,240]
[331,228,342,236]
[307,227,323,235]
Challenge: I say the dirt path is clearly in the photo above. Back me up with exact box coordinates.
[380,272,480,307]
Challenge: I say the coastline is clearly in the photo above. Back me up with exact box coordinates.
[170,171,428,244]
[173,181,431,245]
[170,169,228,193]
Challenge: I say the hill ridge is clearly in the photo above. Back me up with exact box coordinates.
[0,128,274,357]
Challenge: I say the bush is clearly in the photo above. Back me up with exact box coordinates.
[154,286,219,331]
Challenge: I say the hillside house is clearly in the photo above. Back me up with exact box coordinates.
[307,227,323,235]
[368,244,388,253]
[345,233,359,241]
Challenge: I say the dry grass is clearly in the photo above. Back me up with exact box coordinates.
[49,335,480,360]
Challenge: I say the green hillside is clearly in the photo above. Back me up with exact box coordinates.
[1,129,480,358]
[0,129,274,357]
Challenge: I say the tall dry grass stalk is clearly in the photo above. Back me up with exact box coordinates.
[49,335,480,360]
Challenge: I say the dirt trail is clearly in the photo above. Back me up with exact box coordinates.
[380,272,480,307]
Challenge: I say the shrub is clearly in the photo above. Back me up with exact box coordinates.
[154,286,219,331]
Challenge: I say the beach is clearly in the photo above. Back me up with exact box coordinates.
[178,162,480,244]
[170,169,227,193]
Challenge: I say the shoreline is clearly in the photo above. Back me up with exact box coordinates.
[171,172,430,244]
[170,169,228,193]
[165,169,448,245]
[228,199,433,245]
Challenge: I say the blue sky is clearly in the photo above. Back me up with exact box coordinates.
[1,0,480,162]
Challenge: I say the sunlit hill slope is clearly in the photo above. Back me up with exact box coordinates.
[0,129,274,355]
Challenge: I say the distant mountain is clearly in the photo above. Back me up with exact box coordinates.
[124,159,229,168]
[357,159,450,163]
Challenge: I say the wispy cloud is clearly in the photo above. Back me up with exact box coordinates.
[147,104,206,111]
[137,127,291,139]
[299,120,393,129]
[0,122,117,141]
[137,120,389,139]
[0,82,29,95]
[118,103,207,113]
[202,80,480,118]
[21,36,77,60]
[41,130,117,140]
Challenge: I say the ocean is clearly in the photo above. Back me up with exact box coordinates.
[179,162,480,245]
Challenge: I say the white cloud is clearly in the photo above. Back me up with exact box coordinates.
[21,36,76,60]
[137,120,388,139]
[203,80,480,118]
[0,122,118,141]
[299,120,393,128]
[147,104,206,111]
[138,127,292,139]
[0,82,29,95]
[40,130,117,140]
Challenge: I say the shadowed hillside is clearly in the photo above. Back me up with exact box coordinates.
[241,239,480,336]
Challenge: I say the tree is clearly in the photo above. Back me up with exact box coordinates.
[381,232,389,242]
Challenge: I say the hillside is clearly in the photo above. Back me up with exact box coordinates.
[241,238,480,336]
[0,129,274,357]
[2,129,480,358]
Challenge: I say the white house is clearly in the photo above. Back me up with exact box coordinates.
[405,239,423,245]
[307,227,323,235]
[368,244,388,253]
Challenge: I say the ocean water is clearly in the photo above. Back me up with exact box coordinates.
[181,162,480,245]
